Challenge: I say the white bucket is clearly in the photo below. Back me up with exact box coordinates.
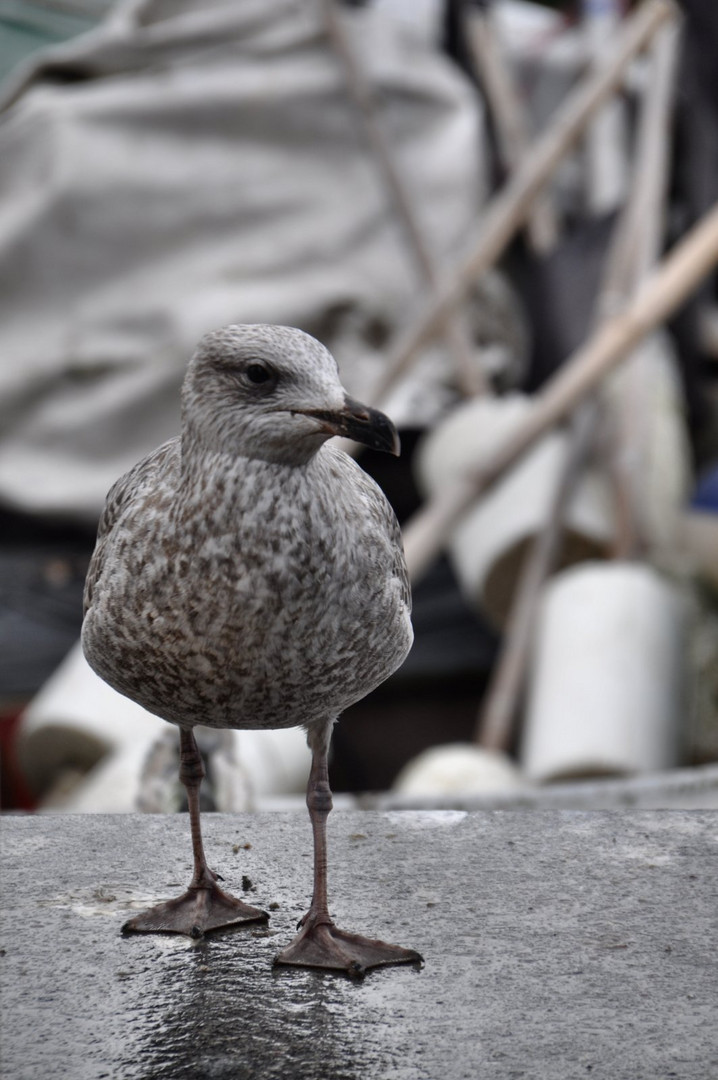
[415,394,615,627]
[520,561,684,782]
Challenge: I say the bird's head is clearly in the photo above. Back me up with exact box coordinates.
[181,324,399,465]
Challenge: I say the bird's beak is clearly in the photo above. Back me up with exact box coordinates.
[300,397,401,456]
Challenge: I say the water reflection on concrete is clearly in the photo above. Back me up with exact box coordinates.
[114,926,418,1080]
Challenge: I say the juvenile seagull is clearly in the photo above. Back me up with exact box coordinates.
[82,324,421,975]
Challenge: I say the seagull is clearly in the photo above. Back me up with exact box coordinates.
[82,324,421,975]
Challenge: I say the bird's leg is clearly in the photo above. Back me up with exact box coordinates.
[300,722,334,922]
[122,728,268,938]
[275,721,422,977]
[181,727,220,889]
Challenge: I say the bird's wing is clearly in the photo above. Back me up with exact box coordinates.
[83,437,180,615]
[355,464,412,616]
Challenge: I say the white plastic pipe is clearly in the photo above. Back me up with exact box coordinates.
[521,561,684,781]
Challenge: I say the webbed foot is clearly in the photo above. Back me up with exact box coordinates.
[274,913,422,978]
[123,880,268,939]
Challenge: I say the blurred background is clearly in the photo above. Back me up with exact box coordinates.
[1,0,718,814]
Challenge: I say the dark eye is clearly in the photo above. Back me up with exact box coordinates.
[245,362,274,386]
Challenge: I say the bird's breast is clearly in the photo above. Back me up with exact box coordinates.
[85,451,411,730]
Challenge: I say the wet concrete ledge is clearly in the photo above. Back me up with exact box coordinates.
[2,810,718,1080]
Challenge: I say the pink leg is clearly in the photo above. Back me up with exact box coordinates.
[123,728,268,938]
[275,721,422,977]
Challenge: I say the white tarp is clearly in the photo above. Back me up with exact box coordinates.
[0,0,488,521]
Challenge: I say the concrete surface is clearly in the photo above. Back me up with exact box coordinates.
[1,810,718,1079]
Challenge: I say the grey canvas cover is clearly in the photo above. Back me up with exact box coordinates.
[0,0,489,520]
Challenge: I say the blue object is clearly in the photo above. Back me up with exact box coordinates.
[692,464,718,512]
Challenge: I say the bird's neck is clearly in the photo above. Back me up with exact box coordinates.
[180,418,326,468]
[178,433,325,491]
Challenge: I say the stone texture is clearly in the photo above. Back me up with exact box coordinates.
[2,810,718,1079]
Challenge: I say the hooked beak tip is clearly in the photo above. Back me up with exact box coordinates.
[338,397,401,456]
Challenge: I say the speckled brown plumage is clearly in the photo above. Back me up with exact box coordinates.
[81,324,420,973]
[82,324,412,734]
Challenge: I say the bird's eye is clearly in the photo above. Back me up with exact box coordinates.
[245,362,274,386]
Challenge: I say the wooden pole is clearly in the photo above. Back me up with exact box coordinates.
[474,13,683,751]
[600,16,682,558]
[474,402,598,750]
[464,4,559,254]
[367,0,677,410]
[403,200,718,583]
[323,0,485,396]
